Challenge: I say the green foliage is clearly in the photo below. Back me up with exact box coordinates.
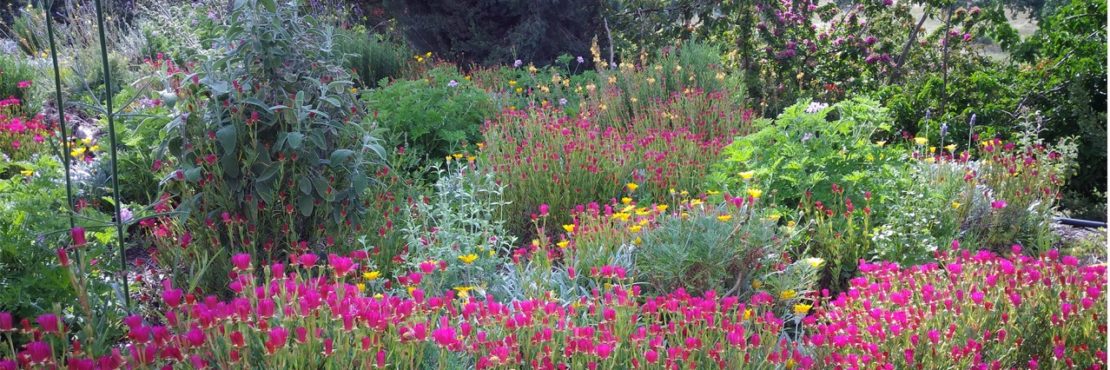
[364,66,493,165]
[795,185,876,292]
[396,161,514,299]
[635,201,787,297]
[0,54,33,103]
[871,162,967,265]
[711,97,909,219]
[154,0,386,292]
[335,26,411,88]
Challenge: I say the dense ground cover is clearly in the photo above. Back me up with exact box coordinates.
[0,0,1105,368]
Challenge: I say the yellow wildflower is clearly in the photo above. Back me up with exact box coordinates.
[633,237,642,245]
[563,224,575,233]
[945,144,957,152]
[793,304,812,315]
[621,197,633,205]
[363,271,381,280]
[20,169,33,177]
[914,137,928,146]
[804,257,824,268]
[454,286,475,298]
[655,204,668,213]
[716,214,733,222]
[515,87,523,94]
[626,182,639,192]
[689,199,703,207]
[458,254,478,264]
[746,188,763,199]
[556,240,569,249]
[780,289,797,300]
[629,225,642,233]
[739,171,755,180]
[751,280,762,289]
[453,153,463,160]
[509,80,517,86]
[743,309,753,320]
[951,201,961,209]
[373,293,384,299]
[357,283,366,292]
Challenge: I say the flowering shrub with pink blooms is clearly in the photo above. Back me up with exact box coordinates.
[0,95,48,163]
[807,244,1107,369]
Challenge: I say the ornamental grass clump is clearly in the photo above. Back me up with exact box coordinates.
[807,244,1107,369]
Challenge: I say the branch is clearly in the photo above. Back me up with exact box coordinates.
[890,6,931,84]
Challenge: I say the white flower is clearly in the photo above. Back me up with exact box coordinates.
[447,80,458,88]
[805,101,829,113]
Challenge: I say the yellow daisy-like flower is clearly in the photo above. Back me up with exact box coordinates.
[612,212,631,222]
[914,137,928,146]
[689,199,703,207]
[628,225,642,233]
[716,214,733,222]
[655,204,668,213]
[621,197,633,205]
[454,286,475,298]
[452,153,463,160]
[458,254,478,264]
[356,283,366,292]
[363,271,381,280]
[707,190,720,196]
[739,171,755,180]
[945,144,957,152]
[875,140,887,147]
[556,240,569,249]
[924,157,936,164]
[793,303,812,315]
[746,188,763,199]
[563,224,575,233]
[373,293,384,299]
[646,77,656,85]
[515,87,523,94]
[626,182,639,192]
[780,289,797,300]
[751,280,762,289]
[743,309,753,320]
[803,257,824,268]
[951,201,961,209]
[532,239,540,247]
[633,237,642,245]
[508,80,517,86]
[20,169,33,177]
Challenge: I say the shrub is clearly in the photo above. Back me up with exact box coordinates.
[364,66,493,165]
[150,0,385,292]
[796,184,875,292]
[808,246,1108,368]
[0,92,47,163]
[335,26,411,89]
[711,97,909,220]
[393,160,515,299]
[636,195,789,296]
[0,54,34,106]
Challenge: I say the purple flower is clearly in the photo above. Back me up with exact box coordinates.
[576,56,584,64]
[447,80,458,88]
[991,200,1007,209]
[513,59,523,68]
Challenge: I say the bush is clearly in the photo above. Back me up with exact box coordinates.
[393,160,515,299]
[711,97,910,220]
[364,66,493,165]
[636,196,790,297]
[808,247,1107,368]
[151,0,385,292]
[0,54,34,105]
[335,26,410,88]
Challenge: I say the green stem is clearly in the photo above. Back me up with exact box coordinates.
[91,0,131,309]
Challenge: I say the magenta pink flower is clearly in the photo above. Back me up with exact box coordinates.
[231,253,251,271]
[990,200,1007,209]
[36,314,59,333]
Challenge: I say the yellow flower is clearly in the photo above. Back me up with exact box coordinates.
[509,80,517,86]
[875,140,887,147]
[621,197,632,205]
[679,190,689,197]
[945,144,957,152]
[739,171,755,180]
[716,214,733,222]
[768,213,781,222]
[628,225,642,233]
[466,155,477,163]
[357,283,366,292]
[655,204,668,213]
[743,309,753,320]
[599,103,607,111]
[531,239,540,247]
[349,87,359,94]
[914,137,928,146]
[634,208,650,216]
[786,358,797,370]
[751,280,762,289]
[452,153,463,160]
[515,87,523,94]
[458,254,478,264]
[633,237,642,245]
[929,146,937,154]
[425,51,433,58]
[363,271,381,280]
[612,212,631,222]
[563,224,575,233]
[626,182,639,192]
[20,169,33,177]
[689,199,703,207]
[476,142,485,150]
[528,65,538,74]
[715,72,726,81]
[556,240,569,249]
[407,286,416,295]
[746,188,763,199]
[607,75,617,84]
[454,286,475,298]
[786,220,797,228]
[951,201,961,209]
[707,190,720,196]
[804,257,824,268]
[924,157,936,164]
[646,77,656,85]
[89,145,99,152]
[779,289,797,300]
[793,303,812,315]
[373,293,384,299]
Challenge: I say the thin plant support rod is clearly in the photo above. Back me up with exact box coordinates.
[91,0,130,309]
[43,1,76,233]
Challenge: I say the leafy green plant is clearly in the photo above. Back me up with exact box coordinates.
[395,160,514,299]
[152,0,386,292]
[796,184,874,292]
[364,66,493,166]
[0,54,34,104]
[711,97,910,220]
